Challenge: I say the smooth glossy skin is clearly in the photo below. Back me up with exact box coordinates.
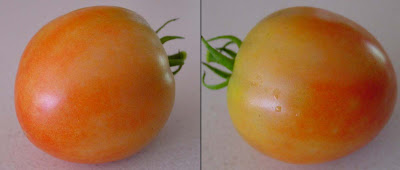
[15,6,174,163]
[227,7,397,164]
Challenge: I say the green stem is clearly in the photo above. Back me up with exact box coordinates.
[168,51,186,75]
[169,51,186,66]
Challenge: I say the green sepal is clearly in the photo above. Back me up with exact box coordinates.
[201,37,234,71]
[216,47,237,58]
[207,35,242,48]
[160,36,184,44]
[202,62,231,79]
[202,72,229,90]
[156,18,178,33]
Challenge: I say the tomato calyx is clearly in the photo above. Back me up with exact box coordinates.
[168,50,186,74]
[156,18,187,75]
[201,35,242,89]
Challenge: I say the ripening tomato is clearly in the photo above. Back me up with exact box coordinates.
[225,7,396,164]
[15,6,176,163]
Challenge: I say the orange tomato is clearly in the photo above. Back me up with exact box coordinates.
[226,7,397,164]
[15,6,175,163]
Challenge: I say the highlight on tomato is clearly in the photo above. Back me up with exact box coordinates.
[15,6,186,164]
[202,6,397,164]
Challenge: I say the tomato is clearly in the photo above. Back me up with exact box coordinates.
[203,7,397,164]
[15,6,176,163]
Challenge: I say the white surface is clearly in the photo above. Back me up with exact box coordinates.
[0,0,200,169]
[202,0,400,169]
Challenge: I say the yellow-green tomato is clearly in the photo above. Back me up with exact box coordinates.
[227,7,397,164]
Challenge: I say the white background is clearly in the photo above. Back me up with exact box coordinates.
[202,0,400,169]
[0,0,200,169]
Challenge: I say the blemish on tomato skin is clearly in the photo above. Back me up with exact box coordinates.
[275,106,282,112]
[250,80,258,87]
[273,88,280,99]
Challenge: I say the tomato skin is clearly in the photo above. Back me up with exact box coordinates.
[227,7,397,164]
[15,6,174,163]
